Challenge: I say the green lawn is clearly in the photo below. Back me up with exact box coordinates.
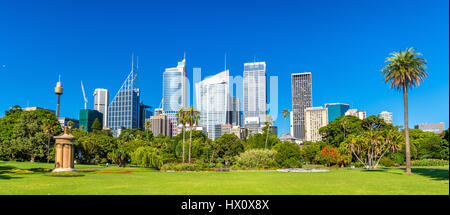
[1,161,448,195]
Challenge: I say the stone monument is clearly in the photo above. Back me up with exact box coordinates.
[52,126,76,172]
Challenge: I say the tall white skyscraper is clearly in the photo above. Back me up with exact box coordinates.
[243,62,267,129]
[196,70,229,140]
[93,88,109,128]
[163,56,187,137]
[291,72,312,141]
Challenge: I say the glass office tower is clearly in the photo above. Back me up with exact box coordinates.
[107,58,140,136]
[291,72,312,141]
[163,57,187,137]
[196,70,229,140]
[243,62,267,130]
[325,103,349,122]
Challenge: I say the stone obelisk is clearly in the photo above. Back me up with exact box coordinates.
[52,126,76,172]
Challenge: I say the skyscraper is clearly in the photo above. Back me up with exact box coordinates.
[107,57,140,136]
[79,109,103,132]
[378,111,393,124]
[93,88,109,128]
[325,103,350,122]
[304,107,328,142]
[291,72,312,140]
[163,57,187,137]
[196,70,229,140]
[243,62,267,129]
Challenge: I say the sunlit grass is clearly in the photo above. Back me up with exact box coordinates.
[1,161,448,195]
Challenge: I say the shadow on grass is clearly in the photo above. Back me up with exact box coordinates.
[0,165,24,180]
[361,167,449,181]
[412,168,449,181]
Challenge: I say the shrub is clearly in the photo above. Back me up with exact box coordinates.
[273,141,303,168]
[316,146,342,167]
[411,159,449,167]
[233,149,277,169]
[379,157,394,167]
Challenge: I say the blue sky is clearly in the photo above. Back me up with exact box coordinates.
[1,0,448,134]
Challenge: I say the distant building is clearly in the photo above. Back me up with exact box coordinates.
[415,122,445,134]
[304,107,328,142]
[146,115,171,137]
[325,103,349,122]
[24,106,55,114]
[227,97,242,127]
[378,111,393,124]
[243,62,267,128]
[79,109,103,132]
[291,72,312,140]
[139,103,152,130]
[58,117,79,129]
[196,70,229,140]
[107,57,141,136]
[93,88,109,128]
[345,109,366,120]
[279,133,298,143]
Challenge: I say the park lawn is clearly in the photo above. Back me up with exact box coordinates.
[0,161,448,195]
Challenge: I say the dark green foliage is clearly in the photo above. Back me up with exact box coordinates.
[213,133,244,165]
[273,141,302,168]
[411,159,448,167]
[319,115,363,147]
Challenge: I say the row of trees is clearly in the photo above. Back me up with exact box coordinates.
[0,105,447,170]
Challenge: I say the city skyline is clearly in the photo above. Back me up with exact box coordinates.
[1,0,448,132]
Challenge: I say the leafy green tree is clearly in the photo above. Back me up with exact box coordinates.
[300,141,326,164]
[381,47,428,174]
[273,141,302,168]
[176,108,188,163]
[131,146,163,168]
[319,115,363,147]
[344,129,404,169]
[214,133,244,165]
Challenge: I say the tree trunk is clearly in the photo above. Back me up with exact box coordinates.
[189,127,192,163]
[403,85,412,174]
[182,127,185,164]
[47,134,51,163]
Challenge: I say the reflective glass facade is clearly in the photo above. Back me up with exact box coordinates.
[243,62,267,128]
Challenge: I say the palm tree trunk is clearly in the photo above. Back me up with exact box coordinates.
[47,134,50,163]
[189,127,192,163]
[403,86,412,174]
[182,127,185,164]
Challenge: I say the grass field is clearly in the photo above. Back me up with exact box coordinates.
[1,161,448,195]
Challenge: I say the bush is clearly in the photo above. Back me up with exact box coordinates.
[273,141,303,168]
[130,146,163,169]
[411,159,449,167]
[233,149,277,169]
[379,157,394,167]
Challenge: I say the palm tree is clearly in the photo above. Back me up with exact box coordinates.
[186,106,200,163]
[176,108,187,163]
[42,119,60,163]
[381,47,427,174]
[264,115,273,149]
[281,109,289,135]
[144,120,152,141]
